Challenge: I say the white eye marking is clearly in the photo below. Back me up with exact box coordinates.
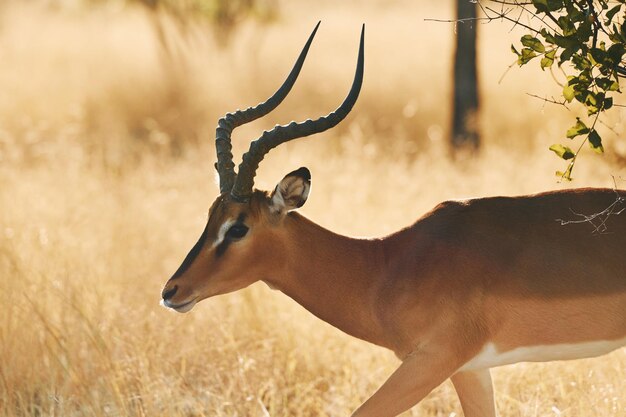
[212,219,236,248]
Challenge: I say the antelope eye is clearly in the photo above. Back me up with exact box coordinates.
[226,224,249,240]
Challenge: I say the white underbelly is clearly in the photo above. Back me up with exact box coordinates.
[461,336,626,371]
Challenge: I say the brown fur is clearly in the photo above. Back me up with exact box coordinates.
[162,186,626,417]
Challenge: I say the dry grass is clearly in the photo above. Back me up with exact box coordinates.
[0,1,624,416]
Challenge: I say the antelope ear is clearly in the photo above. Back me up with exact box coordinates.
[270,167,311,214]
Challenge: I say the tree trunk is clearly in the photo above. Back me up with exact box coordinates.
[451,0,480,150]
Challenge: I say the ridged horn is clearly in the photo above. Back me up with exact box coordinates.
[214,21,321,193]
[230,24,365,202]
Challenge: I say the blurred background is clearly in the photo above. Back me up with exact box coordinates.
[0,1,624,416]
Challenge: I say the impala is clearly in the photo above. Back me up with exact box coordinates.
[160,23,626,417]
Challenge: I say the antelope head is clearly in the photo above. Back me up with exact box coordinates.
[161,23,364,313]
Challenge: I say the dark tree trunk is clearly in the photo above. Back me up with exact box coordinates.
[452,0,480,149]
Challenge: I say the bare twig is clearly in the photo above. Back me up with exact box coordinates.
[424,4,542,35]
[556,189,625,234]
[526,93,571,109]
[498,59,518,84]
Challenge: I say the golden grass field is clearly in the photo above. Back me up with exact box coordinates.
[0,1,624,416]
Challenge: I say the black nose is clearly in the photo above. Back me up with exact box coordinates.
[162,285,178,300]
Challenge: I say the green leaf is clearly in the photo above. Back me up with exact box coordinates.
[604,96,614,110]
[540,56,553,70]
[541,49,556,69]
[589,47,606,65]
[585,92,600,115]
[556,168,573,181]
[541,28,557,44]
[596,77,620,91]
[573,88,589,104]
[518,48,537,65]
[571,53,592,70]
[553,33,578,49]
[521,35,546,53]
[547,0,563,11]
[588,130,604,154]
[566,118,590,138]
[533,0,564,13]
[607,43,626,65]
[577,21,593,42]
[562,83,575,102]
[606,5,622,24]
[511,44,520,56]
[560,45,579,64]
[566,74,592,104]
[532,0,549,12]
[549,144,576,160]
[609,23,626,44]
[569,8,585,23]
[557,16,576,36]
[577,69,592,87]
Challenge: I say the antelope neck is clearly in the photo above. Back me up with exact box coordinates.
[264,212,390,348]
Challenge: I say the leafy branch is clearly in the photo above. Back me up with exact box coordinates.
[484,0,626,180]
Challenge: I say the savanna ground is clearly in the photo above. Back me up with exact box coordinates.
[0,0,624,416]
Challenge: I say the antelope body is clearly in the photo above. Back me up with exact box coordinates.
[161,23,626,417]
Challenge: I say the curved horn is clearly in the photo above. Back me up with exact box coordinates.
[215,21,321,193]
[230,24,365,202]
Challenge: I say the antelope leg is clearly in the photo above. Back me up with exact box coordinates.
[450,369,498,417]
[350,349,460,417]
